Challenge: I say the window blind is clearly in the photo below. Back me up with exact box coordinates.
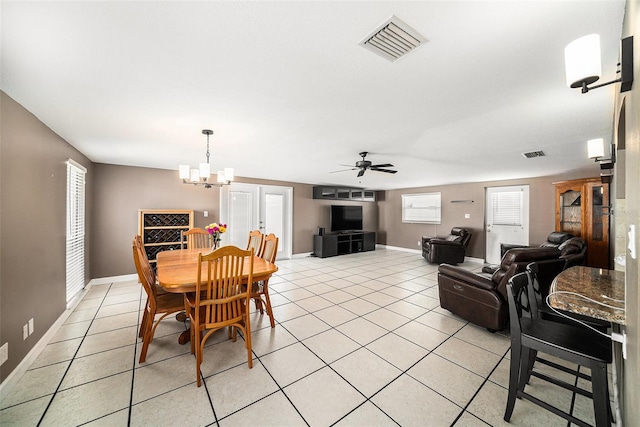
[66,159,87,305]
[491,191,522,226]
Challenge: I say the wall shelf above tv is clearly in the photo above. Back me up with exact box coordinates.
[313,186,376,202]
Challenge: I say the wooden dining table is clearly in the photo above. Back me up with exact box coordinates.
[156,247,278,343]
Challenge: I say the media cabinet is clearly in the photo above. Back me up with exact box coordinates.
[313,231,376,258]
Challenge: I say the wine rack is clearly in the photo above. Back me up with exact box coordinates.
[138,209,194,268]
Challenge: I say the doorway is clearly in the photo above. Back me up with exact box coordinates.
[485,185,530,264]
[219,183,293,260]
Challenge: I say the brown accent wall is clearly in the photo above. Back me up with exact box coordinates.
[0,92,94,381]
[378,173,597,259]
[90,166,378,278]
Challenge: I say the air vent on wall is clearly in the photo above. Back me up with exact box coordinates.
[522,150,545,159]
[359,15,427,62]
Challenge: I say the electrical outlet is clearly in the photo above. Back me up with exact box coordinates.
[28,318,34,335]
[418,241,421,247]
[465,213,471,219]
[0,343,8,366]
[23,324,29,340]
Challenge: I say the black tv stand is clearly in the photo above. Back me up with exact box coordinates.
[313,231,376,258]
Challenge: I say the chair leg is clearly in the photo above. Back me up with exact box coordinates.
[244,316,253,369]
[262,289,275,328]
[189,320,196,355]
[504,343,521,421]
[253,297,264,313]
[518,347,533,391]
[590,361,609,427]
[139,310,154,363]
[196,334,202,387]
[139,305,149,338]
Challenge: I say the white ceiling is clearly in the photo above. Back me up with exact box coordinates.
[1,1,626,190]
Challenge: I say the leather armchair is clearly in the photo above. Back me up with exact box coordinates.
[481,231,574,274]
[559,237,587,268]
[422,227,472,265]
[437,247,561,331]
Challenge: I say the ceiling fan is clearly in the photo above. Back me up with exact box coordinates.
[331,152,398,178]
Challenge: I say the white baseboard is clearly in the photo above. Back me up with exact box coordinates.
[0,273,139,401]
[376,244,421,254]
[292,252,313,259]
[90,273,138,285]
[377,245,483,265]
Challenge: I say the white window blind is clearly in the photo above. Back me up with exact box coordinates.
[491,191,522,226]
[402,193,441,223]
[66,159,87,305]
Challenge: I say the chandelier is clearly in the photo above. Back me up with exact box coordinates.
[179,129,234,188]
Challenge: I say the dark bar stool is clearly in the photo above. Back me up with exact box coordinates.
[504,272,612,427]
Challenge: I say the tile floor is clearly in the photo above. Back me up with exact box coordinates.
[1,248,607,426]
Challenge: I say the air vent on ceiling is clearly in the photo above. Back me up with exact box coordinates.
[359,15,427,62]
[522,150,546,159]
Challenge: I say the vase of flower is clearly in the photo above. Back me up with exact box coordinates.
[205,222,227,250]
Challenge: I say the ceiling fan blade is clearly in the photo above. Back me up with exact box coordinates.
[371,168,397,174]
[370,163,394,168]
[357,169,365,177]
[330,168,357,173]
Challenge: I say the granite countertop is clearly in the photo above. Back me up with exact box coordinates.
[549,266,626,325]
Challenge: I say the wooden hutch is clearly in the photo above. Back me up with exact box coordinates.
[554,178,610,269]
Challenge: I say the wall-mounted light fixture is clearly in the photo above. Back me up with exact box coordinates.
[587,138,615,183]
[179,129,234,188]
[565,34,634,94]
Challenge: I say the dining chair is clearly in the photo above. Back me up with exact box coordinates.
[504,272,612,427]
[184,246,254,387]
[181,227,211,249]
[133,235,171,337]
[246,230,263,255]
[526,261,611,332]
[249,233,278,328]
[132,238,185,363]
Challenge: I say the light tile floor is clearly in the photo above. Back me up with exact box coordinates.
[1,248,606,426]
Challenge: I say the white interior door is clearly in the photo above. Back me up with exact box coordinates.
[220,183,292,260]
[259,185,292,259]
[485,185,529,264]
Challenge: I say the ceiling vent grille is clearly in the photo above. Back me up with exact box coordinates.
[359,15,427,62]
[522,150,546,159]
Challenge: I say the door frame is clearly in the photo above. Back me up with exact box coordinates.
[220,182,293,260]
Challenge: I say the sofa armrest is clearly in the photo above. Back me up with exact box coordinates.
[438,265,496,292]
[429,239,464,247]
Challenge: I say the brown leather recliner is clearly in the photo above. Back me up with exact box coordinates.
[422,227,472,265]
[482,231,574,275]
[559,237,587,268]
[437,247,561,331]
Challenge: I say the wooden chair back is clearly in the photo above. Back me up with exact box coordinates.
[195,246,254,331]
[133,236,158,302]
[181,227,211,249]
[246,230,263,254]
[259,233,279,263]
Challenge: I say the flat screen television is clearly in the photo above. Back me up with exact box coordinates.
[331,205,363,232]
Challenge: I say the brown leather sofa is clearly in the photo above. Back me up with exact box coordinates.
[437,247,561,331]
[422,227,472,265]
